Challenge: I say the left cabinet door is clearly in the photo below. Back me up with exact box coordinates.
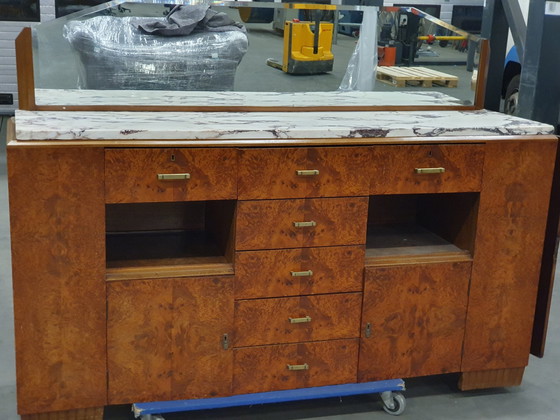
[107,276,234,404]
[8,147,106,415]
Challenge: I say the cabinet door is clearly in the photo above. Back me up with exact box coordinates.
[107,276,234,404]
[359,263,471,381]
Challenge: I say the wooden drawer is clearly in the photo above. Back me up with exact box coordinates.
[236,197,369,250]
[370,144,484,194]
[234,293,362,347]
[238,147,371,199]
[105,148,237,203]
[233,339,358,394]
[235,246,365,299]
[358,262,470,382]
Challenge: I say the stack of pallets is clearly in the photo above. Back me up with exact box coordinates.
[377,66,459,88]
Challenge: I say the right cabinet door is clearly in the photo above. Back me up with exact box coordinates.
[359,262,471,381]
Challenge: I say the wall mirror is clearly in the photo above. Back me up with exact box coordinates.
[17,0,487,111]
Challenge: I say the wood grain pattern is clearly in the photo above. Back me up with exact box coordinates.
[358,263,471,381]
[21,407,104,420]
[236,197,369,250]
[238,147,371,199]
[462,140,557,372]
[458,367,525,390]
[107,276,234,404]
[234,293,362,347]
[105,148,237,203]
[8,148,106,414]
[235,246,365,299]
[15,28,36,111]
[370,144,485,194]
[233,339,359,394]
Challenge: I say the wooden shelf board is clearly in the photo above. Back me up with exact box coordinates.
[365,224,472,266]
[106,256,233,281]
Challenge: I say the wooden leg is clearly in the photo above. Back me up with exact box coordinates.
[21,407,104,420]
[458,367,525,391]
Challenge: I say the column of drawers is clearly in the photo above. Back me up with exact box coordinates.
[233,147,371,394]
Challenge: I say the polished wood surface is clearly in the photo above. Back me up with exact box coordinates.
[236,197,369,250]
[462,140,557,371]
[238,147,371,199]
[359,262,471,381]
[107,276,234,404]
[233,339,359,394]
[105,148,237,203]
[458,367,525,391]
[370,144,484,194]
[235,246,365,298]
[8,148,106,414]
[15,28,35,111]
[234,293,362,347]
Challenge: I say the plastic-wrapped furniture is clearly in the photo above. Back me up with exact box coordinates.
[64,16,248,91]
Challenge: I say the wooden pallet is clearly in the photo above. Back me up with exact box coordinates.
[377,66,459,88]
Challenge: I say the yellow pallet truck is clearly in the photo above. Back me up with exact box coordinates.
[267,6,334,75]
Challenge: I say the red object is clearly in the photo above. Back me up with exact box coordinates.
[426,34,436,44]
[378,46,397,66]
[292,18,300,22]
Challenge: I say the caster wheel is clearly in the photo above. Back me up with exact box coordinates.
[382,392,406,416]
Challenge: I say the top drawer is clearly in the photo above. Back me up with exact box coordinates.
[370,145,485,194]
[238,147,371,199]
[105,148,237,203]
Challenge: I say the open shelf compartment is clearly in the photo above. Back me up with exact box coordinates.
[106,200,235,280]
[366,193,479,266]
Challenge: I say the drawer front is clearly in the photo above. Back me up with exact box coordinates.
[234,293,362,346]
[236,197,369,250]
[238,147,371,199]
[233,339,358,394]
[105,148,237,203]
[370,145,484,194]
[235,246,365,299]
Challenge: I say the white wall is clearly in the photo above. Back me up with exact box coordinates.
[0,0,55,114]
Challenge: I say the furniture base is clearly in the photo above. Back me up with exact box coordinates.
[458,367,525,390]
[21,407,104,420]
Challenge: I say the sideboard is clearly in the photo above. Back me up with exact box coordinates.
[7,109,558,419]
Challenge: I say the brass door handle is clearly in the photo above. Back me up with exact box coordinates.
[287,363,309,371]
[157,173,191,180]
[296,170,320,176]
[291,270,313,277]
[289,316,312,324]
[293,221,317,228]
[414,167,445,174]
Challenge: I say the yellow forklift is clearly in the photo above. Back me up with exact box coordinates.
[266,3,335,75]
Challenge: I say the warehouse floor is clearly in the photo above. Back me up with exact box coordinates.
[1,107,559,419]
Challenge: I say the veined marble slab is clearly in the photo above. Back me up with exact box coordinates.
[34,89,466,108]
[15,109,554,141]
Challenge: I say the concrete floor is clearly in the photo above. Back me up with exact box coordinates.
[1,109,559,419]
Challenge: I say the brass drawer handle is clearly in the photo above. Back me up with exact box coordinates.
[291,270,313,277]
[414,167,445,174]
[287,363,309,371]
[293,221,317,228]
[157,173,191,180]
[296,170,320,176]
[289,316,312,324]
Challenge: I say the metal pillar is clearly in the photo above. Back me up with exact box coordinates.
[518,0,560,130]
[481,0,509,111]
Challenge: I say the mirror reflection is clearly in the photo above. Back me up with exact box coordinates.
[30,0,482,108]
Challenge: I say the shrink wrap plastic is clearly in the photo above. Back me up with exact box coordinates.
[64,15,248,91]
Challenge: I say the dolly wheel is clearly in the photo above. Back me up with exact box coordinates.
[382,392,406,416]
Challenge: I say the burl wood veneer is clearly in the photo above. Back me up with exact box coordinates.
[8,136,558,418]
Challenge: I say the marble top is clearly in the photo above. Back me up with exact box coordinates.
[34,89,467,108]
[14,109,555,141]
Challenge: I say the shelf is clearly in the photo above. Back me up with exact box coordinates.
[365,224,472,266]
